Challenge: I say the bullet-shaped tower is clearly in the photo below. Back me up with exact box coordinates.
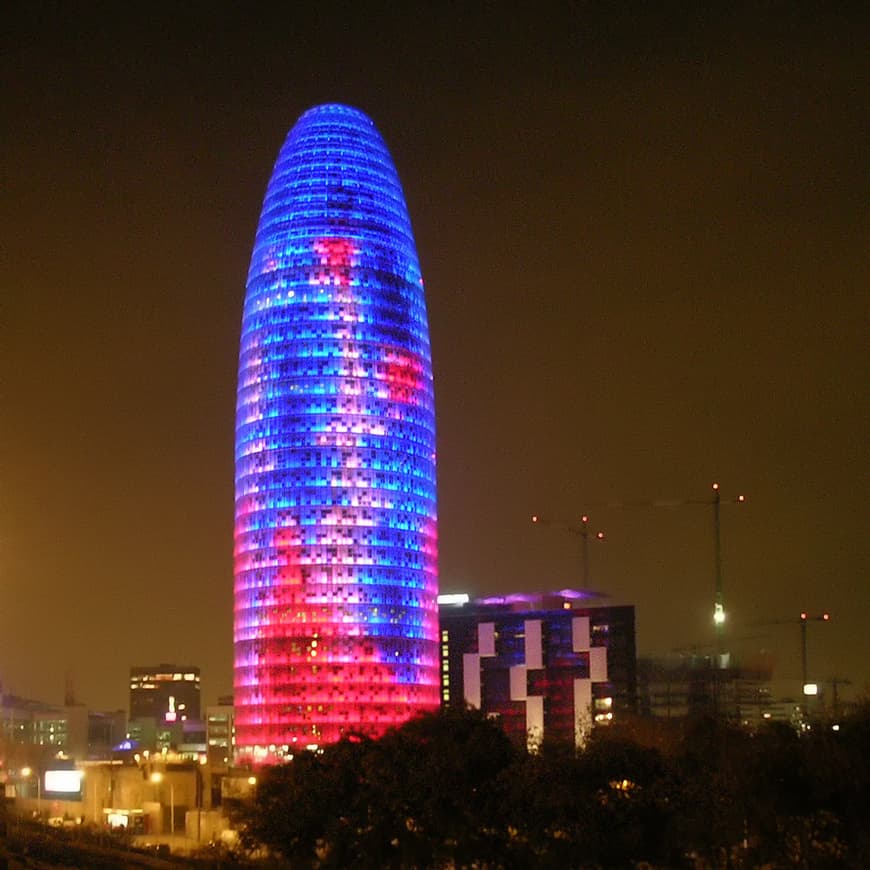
[234,105,439,763]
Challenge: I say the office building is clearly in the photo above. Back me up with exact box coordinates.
[439,592,636,748]
[129,665,201,723]
[0,693,88,760]
[234,104,439,761]
[637,653,774,727]
[206,697,235,766]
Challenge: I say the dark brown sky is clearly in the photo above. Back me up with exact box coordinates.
[2,2,867,712]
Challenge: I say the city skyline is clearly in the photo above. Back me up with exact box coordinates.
[2,4,867,712]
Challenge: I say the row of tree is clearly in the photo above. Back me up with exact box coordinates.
[238,705,870,868]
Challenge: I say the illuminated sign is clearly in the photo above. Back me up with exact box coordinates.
[44,770,82,794]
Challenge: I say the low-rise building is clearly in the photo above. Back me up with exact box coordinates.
[439,591,636,748]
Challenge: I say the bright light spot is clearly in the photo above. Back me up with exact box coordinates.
[832,724,840,732]
[713,603,726,625]
[803,683,819,696]
[150,772,163,784]
[247,776,257,786]
[437,593,469,606]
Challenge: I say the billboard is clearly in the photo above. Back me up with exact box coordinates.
[44,769,83,795]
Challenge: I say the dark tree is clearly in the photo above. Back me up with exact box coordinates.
[239,704,870,869]
[239,707,517,869]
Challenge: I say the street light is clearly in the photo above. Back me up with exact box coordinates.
[150,772,175,836]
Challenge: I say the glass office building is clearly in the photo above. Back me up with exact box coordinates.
[234,105,439,762]
[439,592,636,748]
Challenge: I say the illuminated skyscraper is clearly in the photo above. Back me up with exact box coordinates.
[234,104,439,762]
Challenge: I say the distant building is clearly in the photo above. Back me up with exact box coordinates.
[439,592,636,748]
[125,717,159,752]
[637,654,774,727]
[206,697,235,766]
[0,692,125,761]
[125,715,206,758]
[87,709,127,758]
[177,718,207,759]
[129,664,201,723]
[0,693,89,760]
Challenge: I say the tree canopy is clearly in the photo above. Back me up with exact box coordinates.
[239,704,870,868]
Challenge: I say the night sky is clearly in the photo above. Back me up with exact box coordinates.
[3,3,867,713]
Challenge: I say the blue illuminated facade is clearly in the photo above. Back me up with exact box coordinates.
[234,104,439,762]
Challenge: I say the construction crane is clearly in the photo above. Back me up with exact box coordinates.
[823,676,852,720]
[581,483,746,636]
[799,612,830,696]
[530,513,605,587]
[750,612,831,712]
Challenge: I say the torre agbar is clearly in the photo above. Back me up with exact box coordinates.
[234,104,440,762]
